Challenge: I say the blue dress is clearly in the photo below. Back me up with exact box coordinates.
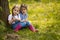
[19,13,30,27]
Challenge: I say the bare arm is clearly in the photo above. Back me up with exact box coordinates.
[8,17,16,24]
[8,20,14,24]
[15,18,21,21]
[20,18,28,22]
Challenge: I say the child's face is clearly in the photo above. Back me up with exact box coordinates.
[13,8,19,15]
[21,7,27,14]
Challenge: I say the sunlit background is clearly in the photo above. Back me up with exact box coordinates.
[0,0,60,40]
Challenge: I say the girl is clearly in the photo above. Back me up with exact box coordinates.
[8,5,22,32]
[19,4,38,32]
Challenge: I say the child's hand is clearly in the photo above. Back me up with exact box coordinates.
[24,19,28,22]
[12,17,16,21]
[24,20,27,22]
[15,18,20,21]
[20,19,26,22]
[21,19,28,22]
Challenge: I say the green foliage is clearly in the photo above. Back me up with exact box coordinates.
[9,0,18,3]
[0,20,6,31]
[1,0,60,40]
[0,20,6,40]
[8,1,60,40]
[0,7,3,12]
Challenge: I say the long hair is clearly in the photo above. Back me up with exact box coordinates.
[12,5,20,16]
[12,6,16,16]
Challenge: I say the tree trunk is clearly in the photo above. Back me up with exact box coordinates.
[0,0,10,26]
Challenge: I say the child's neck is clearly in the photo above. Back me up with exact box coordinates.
[14,14,17,16]
[23,13,26,15]
[22,13,26,15]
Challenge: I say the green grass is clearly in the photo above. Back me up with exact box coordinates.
[0,1,60,40]
[10,2,60,40]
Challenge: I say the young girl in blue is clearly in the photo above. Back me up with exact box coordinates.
[19,4,38,32]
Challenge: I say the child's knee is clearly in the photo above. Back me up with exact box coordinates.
[26,21,30,26]
[20,22,26,27]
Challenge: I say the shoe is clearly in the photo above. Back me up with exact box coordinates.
[35,29,38,32]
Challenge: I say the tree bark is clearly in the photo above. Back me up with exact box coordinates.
[0,0,10,26]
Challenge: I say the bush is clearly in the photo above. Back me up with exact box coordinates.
[0,20,6,32]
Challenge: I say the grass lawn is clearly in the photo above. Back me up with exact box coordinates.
[0,2,60,40]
